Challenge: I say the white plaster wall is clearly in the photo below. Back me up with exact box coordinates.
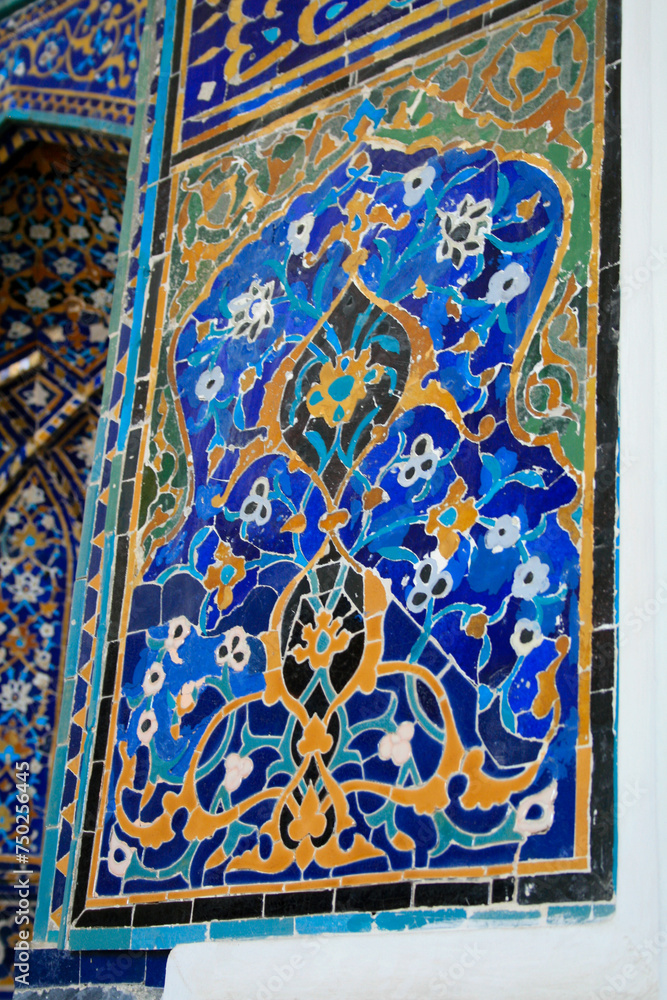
[163,1,665,996]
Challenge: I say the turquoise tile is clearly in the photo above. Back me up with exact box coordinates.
[547,904,592,924]
[210,917,295,940]
[469,909,542,921]
[345,913,375,934]
[63,580,86,681]
[295,913,367,936]
[107,250,131,336]
[45,746,68,826]
[417,907,468,926]
[132,923,207,950]
[32,825,60,942]
[69,926,132,951]
[374,909,429,932]
[5,107,133,138]
[55,678,75,744]
[594,903,616,920]
[76,482,100,581]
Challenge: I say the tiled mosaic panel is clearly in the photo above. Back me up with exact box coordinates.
[0,140,126,491]
[69,0,618,935]
[0,405,98,996]
[172,0,560,160]
[0,0,146,132]
[0,139,127,988]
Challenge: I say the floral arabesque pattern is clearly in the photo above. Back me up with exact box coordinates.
[98,144,584,901]
[0,404,99,867]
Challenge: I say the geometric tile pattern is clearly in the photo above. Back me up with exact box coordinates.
[0,137,127,990]
[0,400,99,996]
[0,139,127,492]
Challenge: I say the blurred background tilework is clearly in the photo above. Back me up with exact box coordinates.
[0,136,127,996]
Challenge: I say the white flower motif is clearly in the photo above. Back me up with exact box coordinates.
[69,224,89,240]
[40,513,57,531]
[510,618,543,657]
[2,253,23,271]
[0,648,6,664]
[0,678,32,714]
[34,671,50,690]
[240,477,272,526]
[397,433,442,487]
[10,572,44,603]
[0,622,6,636]
[514,781,557,836]
[8,321,31,340]
[99,214,119,235]
[21,483,45,507]
[53,256,77,276]
[195,365,224,402]
[46,325,65,343]
[485,515,521,553]
[228,280,275,342]
[287,213,315,255]
[29,224,51,241]
[142,662,165,697]
[101,251,118,270]
[407,557,452,613]
[486,262,530,305]
[89,323,109,344]
[90,288,112,310]
[436,194,492,269]
[178,679,201,712]
[164,616,191,663]
[34,650,51,670]
[0,216,12,232]
[25,287,50,310]
[403,163,436,206]
[5,510,19,526]
[378,721,415,766]
[39,622,55,638]
[215,626,251,672]
[137,708,158,745]
[73,435,96,467]
[37,39,59,66]
[222,752,254,793]
[512,556,550,600]
[22,382,51,409]
[108,827,134,877]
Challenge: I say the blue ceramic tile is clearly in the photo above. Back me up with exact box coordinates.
[30,949,80,987]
